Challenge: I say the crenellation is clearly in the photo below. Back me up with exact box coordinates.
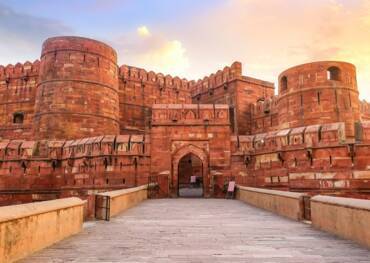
[0,61,39,81]
[215,70,224,87]
[5,64,14,77]
[117,64,193,133]
[234,123,353,153]
[360,100,370,120]
[189,63,243,97]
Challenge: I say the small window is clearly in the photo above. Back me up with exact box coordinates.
[280,76,288,92]
[327,66,341,81]
[13,112,24,124]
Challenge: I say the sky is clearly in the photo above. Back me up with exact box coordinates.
[0,0,369,100]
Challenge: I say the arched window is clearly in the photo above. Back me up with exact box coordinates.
[280,76,288,92]
[327,66,341,81]
[13,112,24,124]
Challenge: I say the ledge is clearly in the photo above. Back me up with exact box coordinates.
[0,197,85,224]
[236,185,306,200]
[311,194,370,248]
[95,185,150,220]
[96,185,148,198]
[311,195,370,211]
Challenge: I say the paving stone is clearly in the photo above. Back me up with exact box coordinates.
[22,199,370,263]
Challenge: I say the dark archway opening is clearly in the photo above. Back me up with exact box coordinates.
[327,66,341,81]
[178,153,203,197]
[280,76,288,93]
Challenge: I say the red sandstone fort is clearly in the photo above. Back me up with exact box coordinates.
[1,36,370,217]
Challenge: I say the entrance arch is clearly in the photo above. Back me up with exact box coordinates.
[172,145,209,197]
[178,153,203,197]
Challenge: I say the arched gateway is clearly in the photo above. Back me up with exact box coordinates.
[172,145,209,197]
[150,104,232,198]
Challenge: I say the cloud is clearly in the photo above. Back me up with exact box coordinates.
[173,0,370,99]
[3,0,366,100]
[137,26,151,37]
[138,40,189,76]
[113,27,190,77]
[0,3,72,65]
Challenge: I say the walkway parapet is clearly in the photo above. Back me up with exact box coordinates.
[311,195,370,249]
[235,185,307,220]
[95,184,151,220]
[0,197,85,263]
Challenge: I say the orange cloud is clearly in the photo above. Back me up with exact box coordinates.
[176,0,370,99]
[138,40,189,76]
[111,0,370,100]
[113,27,190,77]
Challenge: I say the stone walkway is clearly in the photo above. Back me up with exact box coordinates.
[178,186,203,197]
[23,199,370,263]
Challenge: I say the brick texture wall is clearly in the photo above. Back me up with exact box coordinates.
[0,36,369,211]
[34,36,120,140]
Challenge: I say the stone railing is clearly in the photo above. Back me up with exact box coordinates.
[236,185,307,220]
[311,195,370,248]
[0,197,85,263]
[95,184,149,220]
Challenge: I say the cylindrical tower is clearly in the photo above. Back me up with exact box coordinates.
[277,61,360,138]
[34,36,120,140]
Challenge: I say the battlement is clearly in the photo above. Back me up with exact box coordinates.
[360,100,370,120]
[189,62,275,99]
[0,60,40,80]
[232,122,348,154]
[119,65,191,92]
[118,61,275,98]
[189,61,243,97]
[0,134,148,161]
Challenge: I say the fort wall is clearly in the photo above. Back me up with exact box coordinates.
[232,121,370,197]
[0,61,39,140]
[0,134,150,217]
[118,65,192,133]
[0,35,369,206]
[189,62,275,134]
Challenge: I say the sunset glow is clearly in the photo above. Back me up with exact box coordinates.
[0,0,369,99]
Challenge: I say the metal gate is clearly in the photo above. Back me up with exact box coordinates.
[303,196,311,221]
[95,195,110,221]
[148,175,160,198]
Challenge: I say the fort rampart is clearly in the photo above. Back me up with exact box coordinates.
[0,36,369,213]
